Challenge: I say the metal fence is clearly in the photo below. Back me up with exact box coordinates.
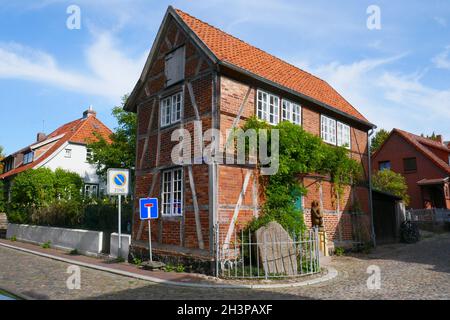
[214,223,321,279]
[407,208,450,223]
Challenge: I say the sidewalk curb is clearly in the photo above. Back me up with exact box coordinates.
[0,242,338,289]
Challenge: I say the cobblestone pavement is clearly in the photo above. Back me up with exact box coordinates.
[0,232,449,300]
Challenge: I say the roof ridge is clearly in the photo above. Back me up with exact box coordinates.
[174,8,327,84]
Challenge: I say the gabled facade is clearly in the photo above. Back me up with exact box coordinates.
[372,129,450,209]
[1,107,113,199]
[125,6,375,261]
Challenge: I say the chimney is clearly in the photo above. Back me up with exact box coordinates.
[83,105,96,118]
[36,132,47,142]
[436,135,443,144]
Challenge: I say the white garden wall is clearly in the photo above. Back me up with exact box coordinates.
[110,233,131,258]
[7,223,103,255]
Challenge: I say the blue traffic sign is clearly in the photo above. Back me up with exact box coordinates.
[114,173,126,186]
[139,198,159,220]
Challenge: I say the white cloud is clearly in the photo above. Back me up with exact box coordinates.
[432,46,450,70]
[0,32,148,103]
[308,55,450,137]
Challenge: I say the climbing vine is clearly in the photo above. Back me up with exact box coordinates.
[242,117,362,234]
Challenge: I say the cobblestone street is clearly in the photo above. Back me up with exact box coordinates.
[1,232,449,300]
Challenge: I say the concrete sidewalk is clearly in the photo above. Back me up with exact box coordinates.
[0,239,336,289]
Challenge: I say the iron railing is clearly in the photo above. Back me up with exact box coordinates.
[214,223,321,279]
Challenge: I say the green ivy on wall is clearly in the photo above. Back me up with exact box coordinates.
[242,117,362,235]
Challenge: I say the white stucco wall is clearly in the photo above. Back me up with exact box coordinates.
[36,142,106,192]
[7,223,104,255]
[110,233,131,258]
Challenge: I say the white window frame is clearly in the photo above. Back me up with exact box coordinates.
[257,90,279,125]
[321,115,336,145]
[84,184,99,198]
[64,149,72,158]
[282,99,301,125]
[161,167,184,216]
[23,151,34,165]
[337,121,351,149]
[160,92,183,127]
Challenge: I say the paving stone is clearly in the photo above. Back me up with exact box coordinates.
[0,232,449,300]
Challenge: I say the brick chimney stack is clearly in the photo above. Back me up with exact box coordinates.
[36,132,47,142]
[83,105,97,118]
[436,135,443,144]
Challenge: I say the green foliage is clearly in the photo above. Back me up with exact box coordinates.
[163,263,175,272]
[0,145,4,173]
[334,247,345,256]
[132,257,142,266]
[421,131,441,142]
[10,235,16,241]
[69,249,79,255]
[243,117,362,234]
[87,95,136,179]
[7,168,84,224]
[0,179,5,212]
[41,241,51,249]
[371,129,390,154]
[175,264,185,273]
[372,169,410,205]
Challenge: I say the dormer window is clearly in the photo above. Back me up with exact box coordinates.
[165,46,185,87]
[23,151,34,165]
[3,157,14,173]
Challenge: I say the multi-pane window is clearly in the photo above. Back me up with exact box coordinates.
[84,184,98,198]
[64,149,72,158]
[321,115,351,148]
[403,157,417,172]
[257,90,279,125]
[337,122,351,148]
[161,168,183,216]
[23,152,34,164]
[379,161,391,171]
[3,158,14,172]
[321,115,336,145]
[160,92,183,127]
[282,100,301,125]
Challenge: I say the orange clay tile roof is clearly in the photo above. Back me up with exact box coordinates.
[393,129,450,175]
[0,115,112,180]
[174,8,369,123]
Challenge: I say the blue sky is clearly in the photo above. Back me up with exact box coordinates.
[1,0,450,154]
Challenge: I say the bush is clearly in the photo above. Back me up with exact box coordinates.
[372,169,410,206]
[30,199,84,228]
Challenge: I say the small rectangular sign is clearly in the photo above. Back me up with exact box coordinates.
[107,168,130,196]
[139,198,159,220]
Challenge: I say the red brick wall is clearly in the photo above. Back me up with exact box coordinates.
[217,76,371,243]
[371,132,449,209]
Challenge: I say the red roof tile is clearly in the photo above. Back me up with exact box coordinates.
[174,8,369,123]
[0,115,112,180]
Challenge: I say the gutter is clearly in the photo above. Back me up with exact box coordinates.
[368,128,376,247]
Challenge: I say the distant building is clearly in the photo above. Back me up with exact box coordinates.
[0,107,113,199]
[372,129,450,209]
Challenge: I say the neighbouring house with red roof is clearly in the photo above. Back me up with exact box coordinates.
[0,107,113,200]
[372,129,450,210]
[124,6,376,264]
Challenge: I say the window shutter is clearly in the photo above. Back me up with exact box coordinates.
[165,46,185,87]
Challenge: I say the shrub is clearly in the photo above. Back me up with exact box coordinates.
[41,241,51,249]
[372,169,410,206]
[31,200,84,228]
[334,247,345,256]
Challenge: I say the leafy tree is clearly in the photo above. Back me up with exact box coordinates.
[371,129,390,154]
[87,95,137,179]
[421,132,440,141]
[372,169,410,205]
[11,168,56,208]
[0,145,4,172]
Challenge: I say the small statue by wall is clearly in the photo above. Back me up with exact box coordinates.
[311,200,324,231]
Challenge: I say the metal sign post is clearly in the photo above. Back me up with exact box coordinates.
[107,168,130,259]
[139,198,158,262]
